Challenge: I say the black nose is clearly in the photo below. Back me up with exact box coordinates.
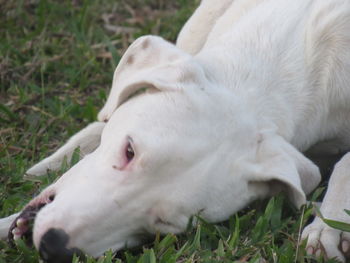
[39,228,85,263]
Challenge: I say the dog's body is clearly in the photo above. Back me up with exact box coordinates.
[1,0,350,261]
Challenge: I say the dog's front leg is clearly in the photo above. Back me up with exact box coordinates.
[26,121,105,176]
[0,213,20,240]
[302,152,350,262]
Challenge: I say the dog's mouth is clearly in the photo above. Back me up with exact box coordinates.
[8,205,39,245]
[8,193,55,245]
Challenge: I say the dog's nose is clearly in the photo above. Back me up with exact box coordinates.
[39,228,84,263]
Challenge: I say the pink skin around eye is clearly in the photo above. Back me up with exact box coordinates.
[112,138,135,171]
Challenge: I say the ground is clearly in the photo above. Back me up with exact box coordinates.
[0,0,339,262]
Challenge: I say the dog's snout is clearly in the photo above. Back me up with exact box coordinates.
[39,228,84,263]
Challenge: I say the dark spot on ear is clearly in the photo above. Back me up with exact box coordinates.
[126,55,134,64]
[112,165,118,170]
[103,119,108,123]
[142,39,149,49]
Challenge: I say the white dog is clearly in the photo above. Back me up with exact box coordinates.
[1,0,350,262]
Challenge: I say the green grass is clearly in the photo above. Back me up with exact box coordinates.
[0,0,340,262]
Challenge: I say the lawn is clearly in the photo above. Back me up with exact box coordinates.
[0,0,337,262]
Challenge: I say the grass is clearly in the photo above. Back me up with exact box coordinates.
[0,0,341,262]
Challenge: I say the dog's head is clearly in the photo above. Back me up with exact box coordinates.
[13,36,320,260]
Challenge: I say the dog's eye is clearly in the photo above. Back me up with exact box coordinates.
[125,142,135,162]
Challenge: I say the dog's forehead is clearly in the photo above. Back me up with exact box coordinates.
[102,92,195,138]
[118,90,194,117]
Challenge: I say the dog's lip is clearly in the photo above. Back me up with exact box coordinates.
[8,204,43,245]
[8,189,56,245]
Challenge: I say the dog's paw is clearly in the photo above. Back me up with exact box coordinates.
[26,159,60,176]
[302,217,350,262]
[25,163,49,176]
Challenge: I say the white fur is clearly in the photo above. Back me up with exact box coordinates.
[0,213,20,239]
[1,0,350,260]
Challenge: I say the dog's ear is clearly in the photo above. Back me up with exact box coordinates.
[249,131,321,208]
[98,36,207,122]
